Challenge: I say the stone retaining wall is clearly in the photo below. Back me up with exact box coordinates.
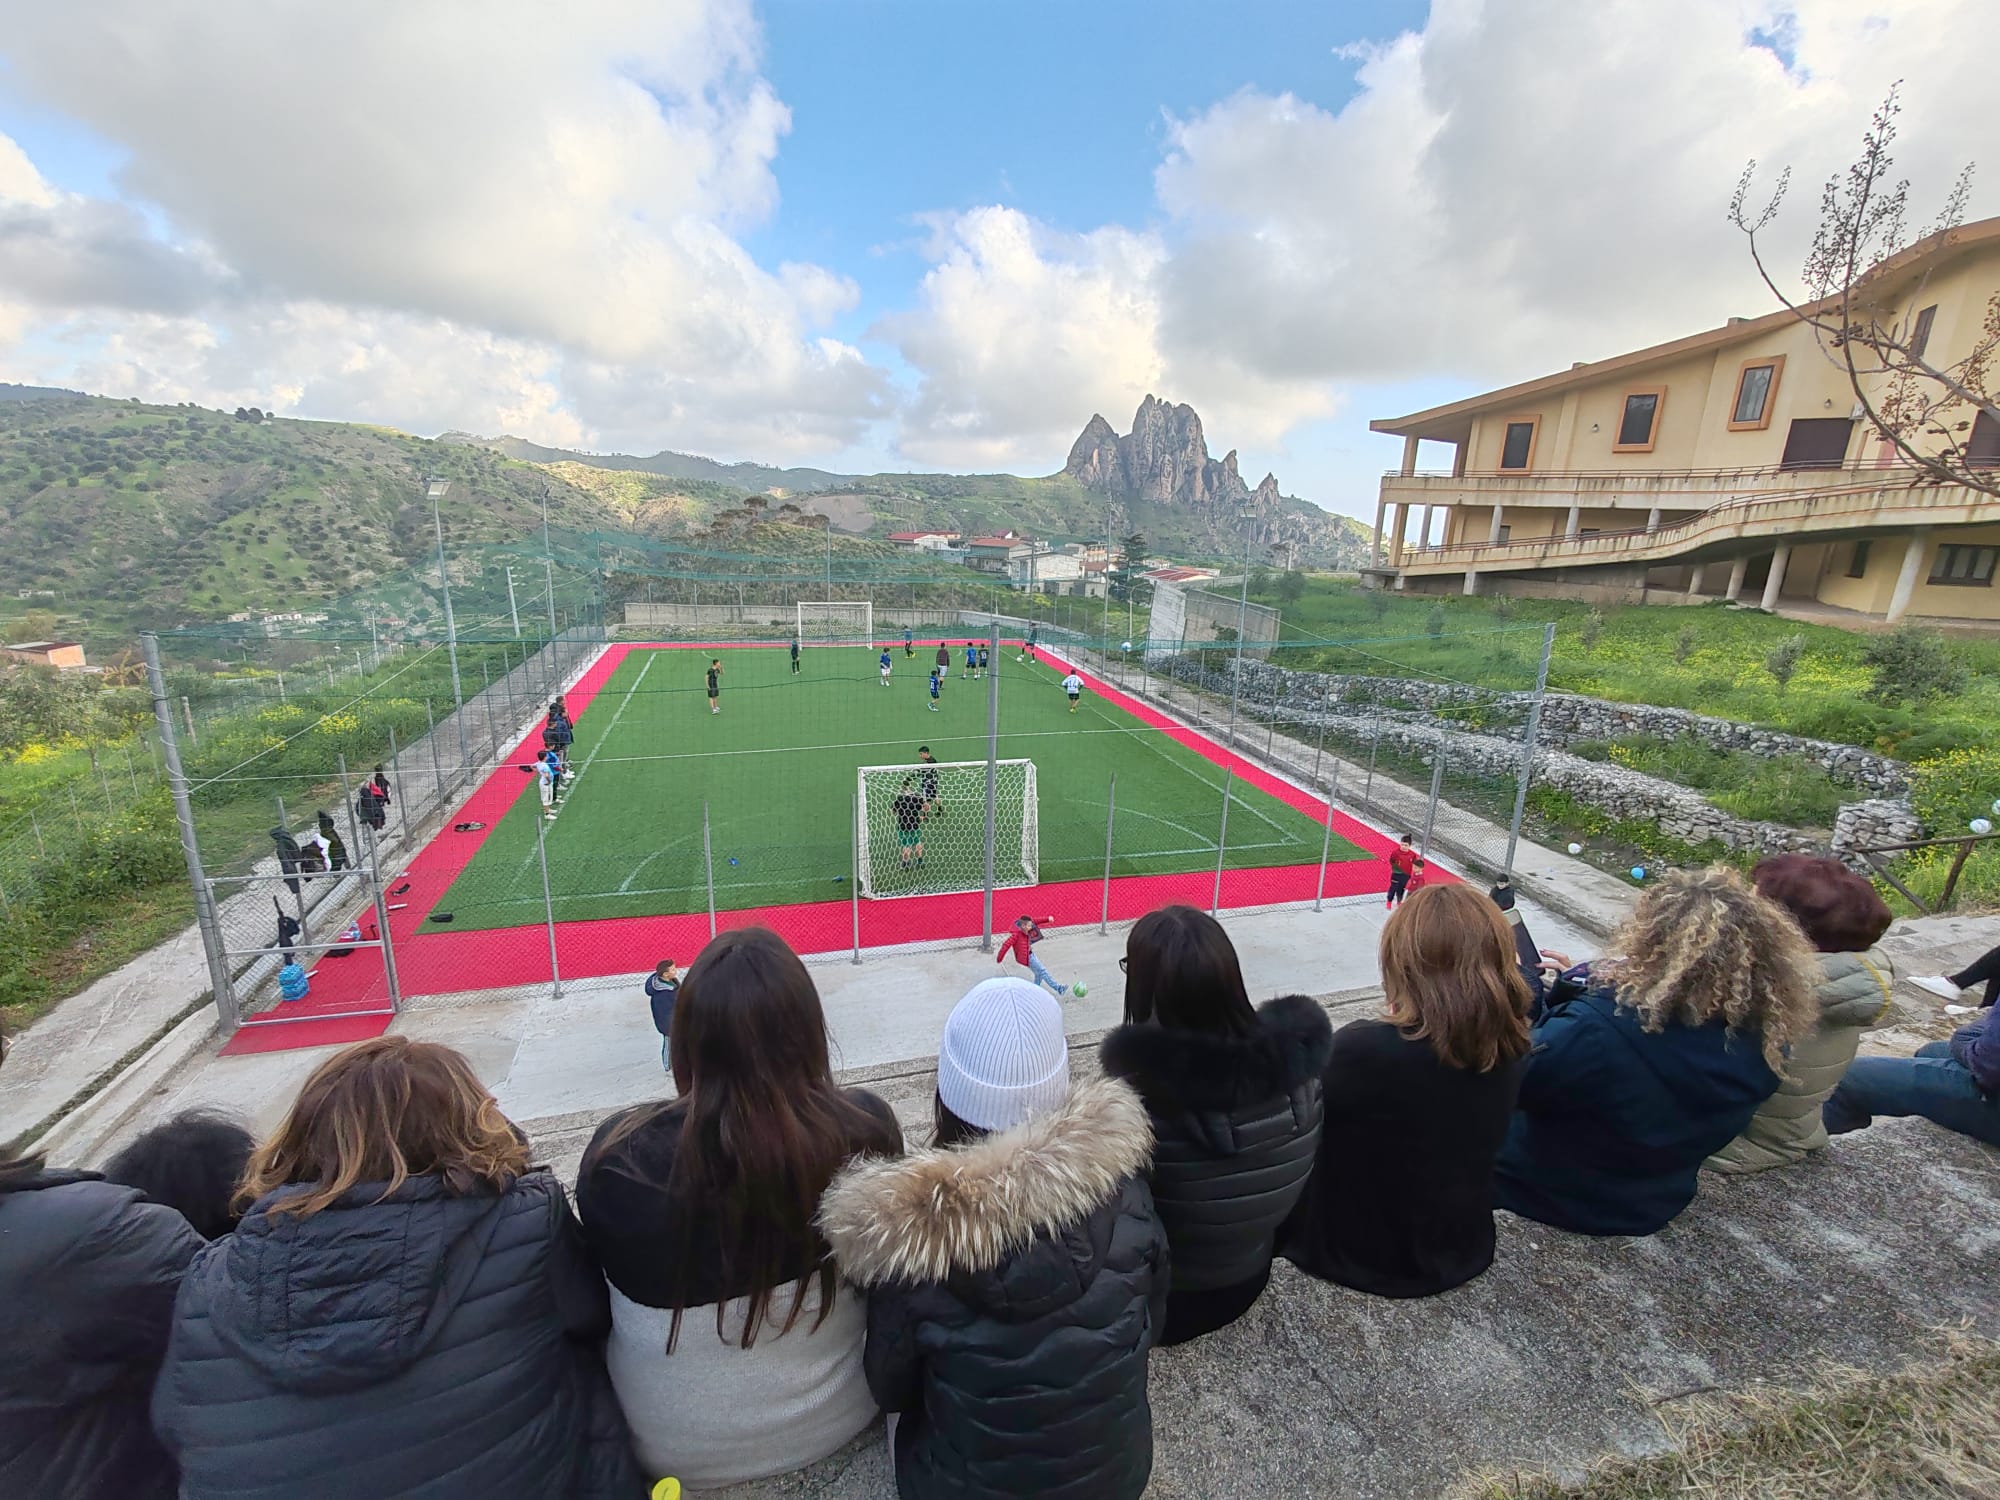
[1178,657,1908,796]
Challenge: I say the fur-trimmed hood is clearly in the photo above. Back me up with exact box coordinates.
[1099,994,1333,1114]
[819,1077,1153,1288]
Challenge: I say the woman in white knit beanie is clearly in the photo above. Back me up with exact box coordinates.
[819,978,1168,1500]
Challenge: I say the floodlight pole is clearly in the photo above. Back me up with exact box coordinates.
[505,566,521,637]
[425,475,469,768]
[1226,512,1255,747]
[541,486,561,655]
[980,617,1000,951]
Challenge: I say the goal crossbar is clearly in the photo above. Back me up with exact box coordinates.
[856,758,1038,900]
[797,599,874,645]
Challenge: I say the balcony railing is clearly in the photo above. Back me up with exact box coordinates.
[1388,479,1999,574]
[1381,456,1908,482]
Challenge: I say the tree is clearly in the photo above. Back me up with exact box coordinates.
[1764,634,1806,695]
[1580,608,1606,651]
[1109,531,1147,603]
[1861,625,1966,705]
[1248,564,1273,595]
[1673,623,1699,666]
[1275,570,1306,604]
[1732,85,1999,497]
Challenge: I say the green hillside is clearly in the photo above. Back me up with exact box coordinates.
[0,396,748,641]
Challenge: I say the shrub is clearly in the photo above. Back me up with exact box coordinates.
[1908,747,2000,836]
[1580,608,1605,651]
[1862,627,1967,705]
[1425,606,1445,638]
[1764,634,1806,695]
[1673,623,1699,665]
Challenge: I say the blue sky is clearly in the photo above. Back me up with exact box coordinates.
[1,2,1993,522]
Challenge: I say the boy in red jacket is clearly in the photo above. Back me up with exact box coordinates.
[1386,835,1417,910]
[997,915,1068,997]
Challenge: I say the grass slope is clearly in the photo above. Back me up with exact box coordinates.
[435,644,1364,929]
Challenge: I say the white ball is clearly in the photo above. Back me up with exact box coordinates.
[1122,641,1133,652]
[1566,842,1583,856]
[1972,818,1994,836]
[1990,797,2000,817]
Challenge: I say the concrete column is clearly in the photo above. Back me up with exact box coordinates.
[1685,563,1705,599]
[1759,544,1791,611]
[1564,503,1581,539]
[1488,503,1505,544]
[1886,528,1932,623]
[1463,569,1481,596]
[1725,556,1749,601]
[1645,505,1661,533]
[1388,503,1409,567]
[1399,434,1420,477]
[1371,498,1387,567]
[1419,505,1435,549]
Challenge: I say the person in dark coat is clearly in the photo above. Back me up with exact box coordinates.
[1494,865,1822,1238]
[1099,904,1330,1342]
[152,1036,641,1500]
[316,810,350,872]
[103,1109,257,1241]
[1282,884,1533,1297]
[356,781,388,834]
[820,978,1168,1500]
[0,1128,204,1500]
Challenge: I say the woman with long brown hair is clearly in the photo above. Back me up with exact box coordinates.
[1494,864,1820,1236]
[152,1036,639,1500]
[1282,882,1533,1297]
[576,926,903,1490]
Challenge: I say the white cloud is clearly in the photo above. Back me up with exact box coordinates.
[0,0,883,456]
[881,0,2000,485]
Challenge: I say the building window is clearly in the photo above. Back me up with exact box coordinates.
[1728,355,1785,431]
[1496,524,1511,543]
[1779,417,1856,470]
[1498,418,1539,471]
[1613,388,1665,453]
[1909,304,1937,361]
[1968,410,2000,469]
[1928,545,1998,587]
[1846,539,1871,579]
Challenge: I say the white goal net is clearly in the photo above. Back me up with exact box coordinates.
[797,600,874,645]
[857,759,1038,899]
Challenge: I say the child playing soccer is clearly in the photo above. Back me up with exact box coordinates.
[927,665,943,711]
[1386,834,1417,908]
[706,659,723,714]
[892,775,927,871]
[1061,669,1084,713]
[790,637,801,675]
[963,641,977,680]
[535,751,559,819]
[904,626,915,658]
[997,914,1067,997]
[936,642,951,679]
[879,647,894,687]
[916,746,942,815]
[977,644,989,678]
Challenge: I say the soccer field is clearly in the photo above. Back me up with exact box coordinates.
[431,643,1369,931]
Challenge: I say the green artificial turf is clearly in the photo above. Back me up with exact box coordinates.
[433,644,1366,929]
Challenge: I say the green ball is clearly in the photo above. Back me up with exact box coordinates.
[1071,981,1088,999]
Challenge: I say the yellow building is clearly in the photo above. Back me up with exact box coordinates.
[1366,217,2000,624]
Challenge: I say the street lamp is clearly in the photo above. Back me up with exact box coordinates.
[424,475,468,764]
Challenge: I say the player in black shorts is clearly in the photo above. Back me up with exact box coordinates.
[916,746,942,816]
[893,776,927,872]
[790,637,800,675]
[706,658,723,714]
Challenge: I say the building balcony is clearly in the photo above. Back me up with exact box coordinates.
[1385,478,2000,578]
[1379,457,1908,516]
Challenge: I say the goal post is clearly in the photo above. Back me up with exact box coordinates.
[857,759,1038,899]
[797,600,874,646]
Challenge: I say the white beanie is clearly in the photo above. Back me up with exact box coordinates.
[935,978,1070,1132]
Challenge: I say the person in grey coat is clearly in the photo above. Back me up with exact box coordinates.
[152,1037,641,1500]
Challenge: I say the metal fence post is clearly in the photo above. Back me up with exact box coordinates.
[703,799,718,940]
[1211,768,1234,915]
[1311,689,1329,790]
[533,795,561,999]
[335,755,363,878]
[181,696,197,743]
[31,812,44,854]
[68,784,84,836]
[124,744,141,794]
[980,617,1001,952]
[1422,745,1445,857]
[363,814,402,1009]
[1504,623,1558,876]
[142,633,238,1030]
[425,699,446,807]
[388,727,408,835]
[1099,772,1117,935]
[1314,760,1341,912]
[851,791,862,964]
[1364,701,1381,808]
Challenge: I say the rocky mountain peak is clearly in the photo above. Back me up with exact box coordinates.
[1062,396,1255,509]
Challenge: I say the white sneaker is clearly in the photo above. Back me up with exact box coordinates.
[1911,975,1965,1002]
[1945,1004,1976,1017]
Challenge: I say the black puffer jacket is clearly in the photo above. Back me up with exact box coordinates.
[819,1078,1168,1500]
[1100,994,1332,1342]
[0,1166,203,1500]
[153,1169,642,1500]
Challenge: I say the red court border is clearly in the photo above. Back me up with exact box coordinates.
[224,639,1415,1054]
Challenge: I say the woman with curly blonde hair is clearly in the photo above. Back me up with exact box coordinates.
[1493,865,1820,1237]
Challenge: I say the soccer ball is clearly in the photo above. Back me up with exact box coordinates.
[1122,641,1132,652]
[1566,842,1583,856]
[1972,818,1994,837]
[1071,981,1088,999]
